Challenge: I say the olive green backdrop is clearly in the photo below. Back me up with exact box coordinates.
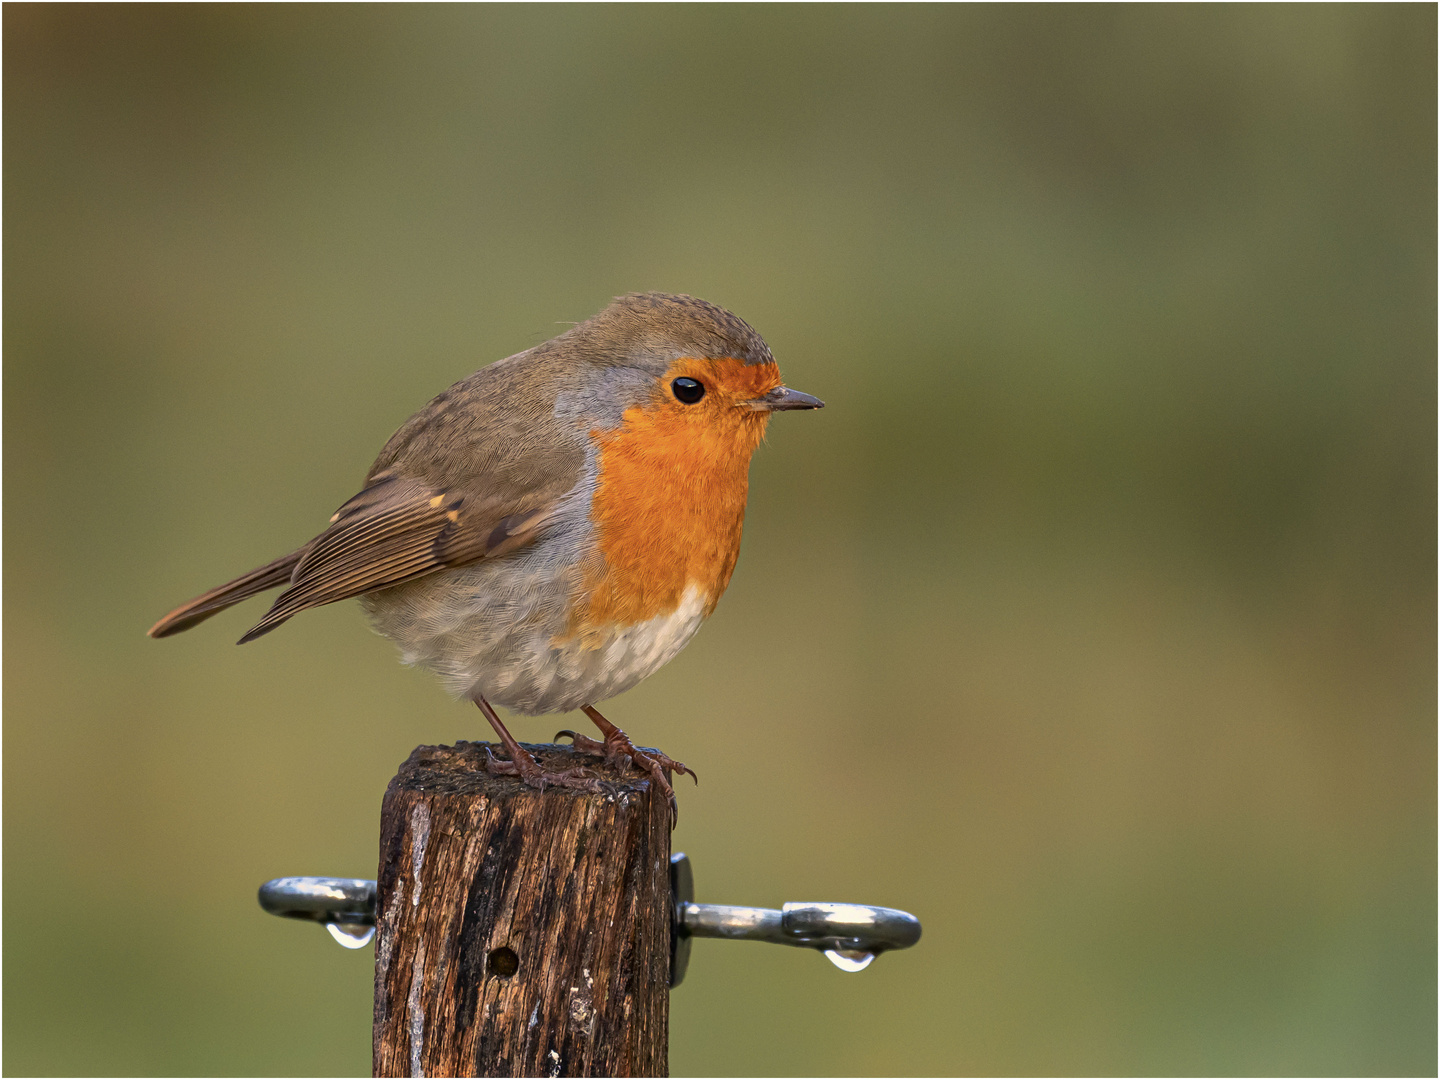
[5,4,1434,1076]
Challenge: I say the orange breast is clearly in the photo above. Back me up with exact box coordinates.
[564,357,780,644]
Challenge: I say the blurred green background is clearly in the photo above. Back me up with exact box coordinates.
[5,4,1434,1076]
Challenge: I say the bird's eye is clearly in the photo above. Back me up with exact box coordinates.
[671,377,705,404]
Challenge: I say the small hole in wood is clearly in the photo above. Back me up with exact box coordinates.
[487,947,519,978]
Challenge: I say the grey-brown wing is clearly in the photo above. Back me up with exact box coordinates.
[236,471,557,643]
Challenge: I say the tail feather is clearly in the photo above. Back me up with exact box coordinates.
[147,551,303,639]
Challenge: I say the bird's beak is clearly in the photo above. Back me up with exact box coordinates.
[747,385,826,411]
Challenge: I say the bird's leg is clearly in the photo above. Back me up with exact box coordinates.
[556,704,697,822]
[473,695,598,791]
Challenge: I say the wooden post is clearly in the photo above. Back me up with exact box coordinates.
[372,741,672,1078]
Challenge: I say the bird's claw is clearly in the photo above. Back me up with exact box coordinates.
[556,727,691,826]
[483,745,600,793]
[555,728,695,783]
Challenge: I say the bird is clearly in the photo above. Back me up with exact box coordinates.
[148,292,822,816]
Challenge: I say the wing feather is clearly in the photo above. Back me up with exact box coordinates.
[147,551,303,638]
[236,474,557,643]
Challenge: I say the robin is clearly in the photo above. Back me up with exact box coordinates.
[149,292,822,815]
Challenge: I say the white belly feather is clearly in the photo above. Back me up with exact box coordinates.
[363,562,710,716]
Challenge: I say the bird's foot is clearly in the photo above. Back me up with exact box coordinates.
[555,720,696,826]
[556,728,697,783]
[482,745,602,793]
[472,694,602,793]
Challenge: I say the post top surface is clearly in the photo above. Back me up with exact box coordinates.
[392,741,661,798]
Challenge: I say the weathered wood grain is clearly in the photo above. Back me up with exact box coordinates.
[373,741,671,1078]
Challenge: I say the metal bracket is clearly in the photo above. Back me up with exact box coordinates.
[667,853,921,985]
[258,857,922,982]
[258,876,376,948]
